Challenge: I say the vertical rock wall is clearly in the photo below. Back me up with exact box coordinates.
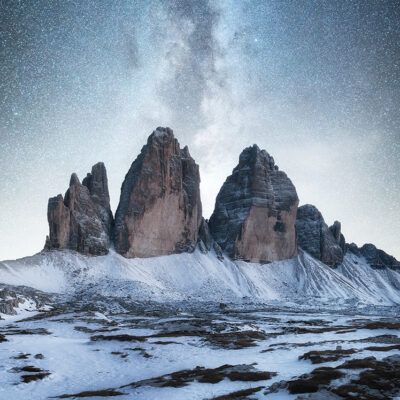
[209,145,299,263]
[113,127,202,258]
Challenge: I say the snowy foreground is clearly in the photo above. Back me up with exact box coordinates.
[0,249,400,399]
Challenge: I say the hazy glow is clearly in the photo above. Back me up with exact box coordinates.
[1,0,399,260]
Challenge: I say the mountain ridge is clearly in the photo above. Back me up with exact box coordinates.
[1,127,399,316]
[42,127,398,271]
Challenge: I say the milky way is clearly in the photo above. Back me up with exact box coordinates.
[1,0,399,259]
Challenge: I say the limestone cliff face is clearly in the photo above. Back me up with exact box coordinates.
[45,163,112,255]
[113,127,202,258]
[209,145,299,263]
[295,204,345,267]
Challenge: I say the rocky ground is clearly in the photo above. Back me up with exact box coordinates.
[1,302,399,399]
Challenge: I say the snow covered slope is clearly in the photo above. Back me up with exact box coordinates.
[337,251,400,304]
[1,248,400,308]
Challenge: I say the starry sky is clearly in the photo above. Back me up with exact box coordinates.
[1,0,399,260]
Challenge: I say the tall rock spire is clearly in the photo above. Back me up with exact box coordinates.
[209,145,299,263]
[113,127,202,258]
[45,162,112,255]
[82,162,111,209]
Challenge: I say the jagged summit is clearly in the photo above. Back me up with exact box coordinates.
[82,162,110,208]
[113,127,202,258]
[347,242,400,270]
[295,204,345,267]
[153,126,173,137]
[45,162,112,256]
[69,172,80,187]
[239,144,279,172]
[40,127,398,272]
[209,144,299,263]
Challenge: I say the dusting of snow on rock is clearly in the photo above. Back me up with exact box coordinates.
[0,248,399,311]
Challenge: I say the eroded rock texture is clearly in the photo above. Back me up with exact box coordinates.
[45,162,112,255]
[198,218,212,253]
[296,204,345,267]
[114,127,202,258]
[347,243,400,270]
[209,145,299,263]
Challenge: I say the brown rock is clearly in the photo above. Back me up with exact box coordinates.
[113,127,202,258]
[46,195,70,250]
[82,162,111,209]
[209,145,299,263]
[45,162,112,255]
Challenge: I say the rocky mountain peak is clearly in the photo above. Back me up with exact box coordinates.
[238,144,278,172]
[39,127,398,271]
[82,162,110,208]
[113,127,202,258]
[146,127,175,147]
[296,204,345,267]
[347,242,400,270]
[329,221,341,242]
[69,173,80,187]
[45,163,112,256]
[296,204,321,221]
[209,145,299,263]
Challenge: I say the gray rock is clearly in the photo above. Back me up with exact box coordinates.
[384,354,400,365]
[346,242,360,256]
[198,218,212,252]
[209,145,298,263]
[197,239,208,254]
[45,162,112,255]
[0,285,54,315]
[347,242,400,270]
[329,221,346,253]
[0,289,23,315]
[213,241,224,261]
[113,127,202,258]
[296,204,345,267]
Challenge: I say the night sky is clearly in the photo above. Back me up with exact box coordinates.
[1,0,399,260]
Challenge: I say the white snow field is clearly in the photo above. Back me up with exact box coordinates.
[0,248,400,307]
[0,249,400,399]
[0,303,400,399]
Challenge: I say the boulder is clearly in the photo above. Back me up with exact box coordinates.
[113,127,202,258]
[209,145,299,263]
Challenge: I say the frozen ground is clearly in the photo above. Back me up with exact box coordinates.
[0,304,400,399]
[0,249,399,399]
